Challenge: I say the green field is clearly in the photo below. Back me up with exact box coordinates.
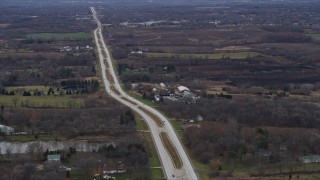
[307,33,320,40]
[151,168,164,179]
[5,85,50,92]
[145,52,260,60]
[128,92,157,107]
[114,173,129,180]
[135,114,149,131]
[170,120,184,137]
[26,32,91,40]
[0,95,84,108]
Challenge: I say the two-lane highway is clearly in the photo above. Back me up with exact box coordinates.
[91,7,198,180]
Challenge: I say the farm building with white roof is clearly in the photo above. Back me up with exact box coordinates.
[177,86,190,93]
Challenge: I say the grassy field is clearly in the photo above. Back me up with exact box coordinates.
[127,92,156,107]
[151,168,164,179]
[114,173,129,180]
[307,33,320,40]
[145,52,260,60]
[139,132,164,179]
[149,155,161,167]
[26,32,91,40]
[134,113,149,131]
[5,85,50,92]
[170,120,184,137]
[70,171,103,180]
[0,95,84,108]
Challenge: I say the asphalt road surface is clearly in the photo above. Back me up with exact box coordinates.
[91,7,198,180]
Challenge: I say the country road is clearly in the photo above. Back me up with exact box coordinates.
[91,7,198,180]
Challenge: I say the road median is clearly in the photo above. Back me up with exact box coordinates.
[138,106,164,127]
[160,132,183,169]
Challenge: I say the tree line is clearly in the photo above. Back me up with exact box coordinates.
[160,98,320,128]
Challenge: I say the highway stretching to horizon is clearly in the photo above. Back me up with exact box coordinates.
[90,7,198,180]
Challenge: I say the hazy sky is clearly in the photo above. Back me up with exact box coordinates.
[1,0,317,7]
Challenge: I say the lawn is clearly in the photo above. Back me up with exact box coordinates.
[221,160,256,174]
[127,92,156,107]
[70,171,98,180]
[0,95,84,108]
[122,84,157,107]
[134,113,149,131]
[169,120,184,137]
[144,135,165,179]
[151,168,164,179]
[114,172,129,180]
[145,52,260,60]
[149,156,161,167]
[26,32,91,40]
[307,33,320,40]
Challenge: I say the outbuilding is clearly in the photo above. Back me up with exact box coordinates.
[47,154,61,161]
[0,125,14,135]
[301,155,320,163]
[177,86,190,93]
